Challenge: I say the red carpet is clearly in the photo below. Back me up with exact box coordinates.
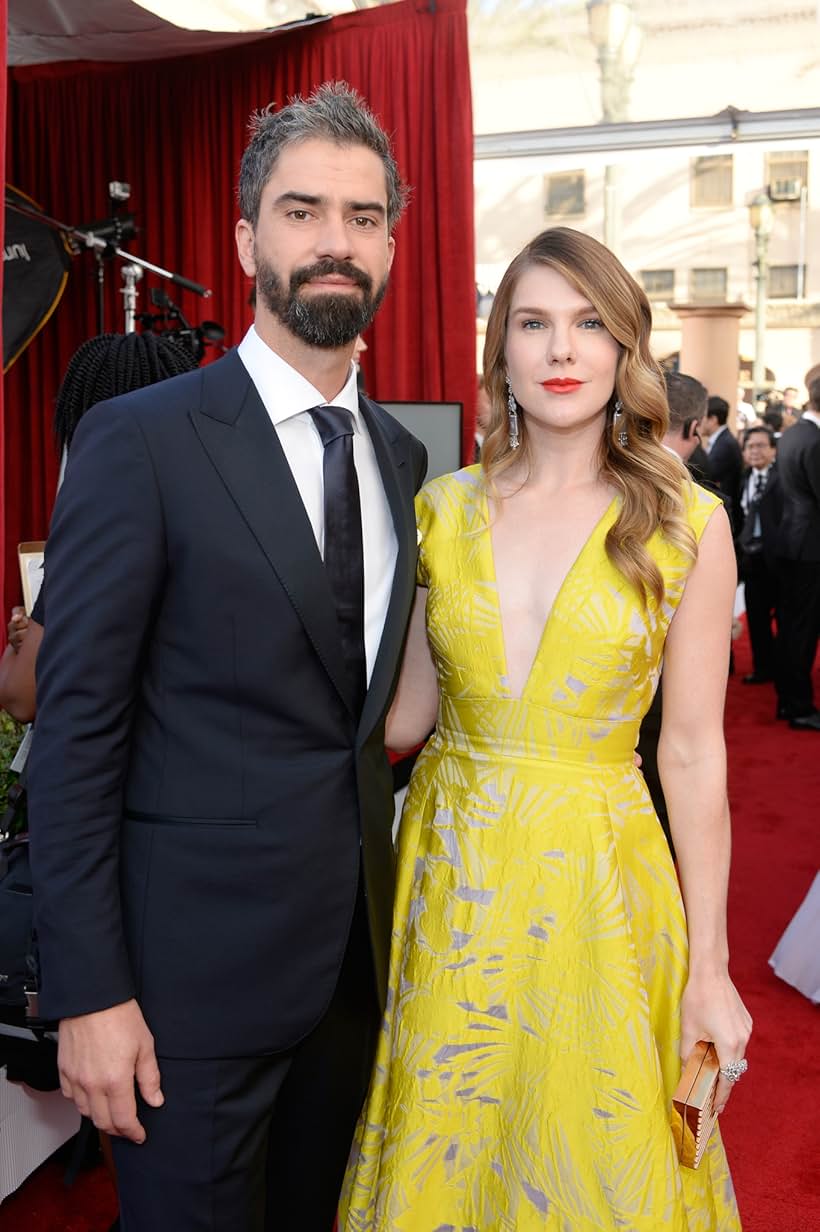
[717,631,819,1232]
[1,629,816,1231]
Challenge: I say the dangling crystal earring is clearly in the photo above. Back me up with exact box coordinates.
[613,398,628,448]
[506,378,520,450]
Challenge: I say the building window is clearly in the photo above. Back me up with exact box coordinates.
[690,268,727,301]
[691,155,733,208]
[768,265,800,298]
[544,171,585,218]
[640,270,675,301]
[766,150,808,202]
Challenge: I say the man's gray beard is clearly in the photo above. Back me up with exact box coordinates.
[257,258,388,349]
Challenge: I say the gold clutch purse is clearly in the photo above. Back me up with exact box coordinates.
[670,1041,720,1169]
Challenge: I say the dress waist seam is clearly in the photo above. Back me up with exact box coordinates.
[430,726,635,768]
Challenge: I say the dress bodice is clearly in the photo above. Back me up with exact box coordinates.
[416,465,720,767]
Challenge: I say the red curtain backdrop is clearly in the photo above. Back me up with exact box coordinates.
[0,1,7,629]
[2,0,475,616]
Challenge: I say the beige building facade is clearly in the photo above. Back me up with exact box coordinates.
[471,0,820,400]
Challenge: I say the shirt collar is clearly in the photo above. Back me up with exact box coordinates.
[801,410,820,430]
[237,325,361,428]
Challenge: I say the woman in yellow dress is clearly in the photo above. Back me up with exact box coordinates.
[340,228,751,1230]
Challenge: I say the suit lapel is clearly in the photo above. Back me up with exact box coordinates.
[357,396,417,743]
[190,350,357,715]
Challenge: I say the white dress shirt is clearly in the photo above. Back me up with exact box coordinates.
[237,325,397,683]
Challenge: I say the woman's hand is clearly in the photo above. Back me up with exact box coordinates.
[7,606,29,652]
[680,968,752,1114]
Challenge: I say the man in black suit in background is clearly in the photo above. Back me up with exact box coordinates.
[775,373,820,730]
[736,425,782,685]
[28,83,426,1230]
[701,394,743,529]
[638,370,715,851]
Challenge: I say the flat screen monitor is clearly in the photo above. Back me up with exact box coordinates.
[379,401,463,482]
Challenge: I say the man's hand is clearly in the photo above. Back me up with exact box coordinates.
[58,999,164,1142]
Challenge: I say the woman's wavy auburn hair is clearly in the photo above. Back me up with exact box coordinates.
[482,226,696,604]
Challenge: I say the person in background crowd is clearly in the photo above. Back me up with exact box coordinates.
[762,406,784,437]
[783,386,802,414]
[0,605,40,723]
[701,394,743,529]
[662,370,708,467]
[685,435,711,484]
[737,425,782,685]
[27,83,426,1232]
[736,384,758,431]
[637,369,719,849]
[774,372,820,731]
[341,227,749,1231]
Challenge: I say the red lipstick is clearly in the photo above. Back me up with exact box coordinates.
[542,379,582,393]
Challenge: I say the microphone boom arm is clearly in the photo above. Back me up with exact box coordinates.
[6,196,213,299]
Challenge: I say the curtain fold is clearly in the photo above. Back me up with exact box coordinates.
[3,0,475,614]
[0,1,7,631]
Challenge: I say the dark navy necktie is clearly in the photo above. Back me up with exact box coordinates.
[309,405,367,715]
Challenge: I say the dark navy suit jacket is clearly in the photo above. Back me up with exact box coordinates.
[737,463,783,572]
[705,428,743,530]
[28,348,427,1058]
[775,418,820,562]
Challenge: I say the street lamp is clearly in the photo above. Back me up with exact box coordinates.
[587,1,642,252]
[748,191,774,396]
[587,1,641,123]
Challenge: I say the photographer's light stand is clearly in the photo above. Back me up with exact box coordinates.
[121,263,143,334]
[5,185,212,335]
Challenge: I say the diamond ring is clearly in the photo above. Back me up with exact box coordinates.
[719,1058,748,1083]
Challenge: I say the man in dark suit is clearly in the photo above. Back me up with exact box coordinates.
[28,83,427,1230]
[736,425,782,684]
[661,370,708,477]
[638,370,715,851]
[701,395,743,529]
[775,373,820,730]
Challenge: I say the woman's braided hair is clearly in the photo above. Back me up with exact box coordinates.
[54,331,197,454]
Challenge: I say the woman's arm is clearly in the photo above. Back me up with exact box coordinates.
[0,610,42,723]
[658,504,752,1111]
[385,586,439,753]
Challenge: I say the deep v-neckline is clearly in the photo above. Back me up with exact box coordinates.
[483,490,618,701]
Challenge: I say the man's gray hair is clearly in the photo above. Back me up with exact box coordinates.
[238,81,409,231]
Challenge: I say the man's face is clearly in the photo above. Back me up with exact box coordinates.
[700,413,718,439]
[783,388,800,410]
[743,432,776,471]
[235,138,395,349]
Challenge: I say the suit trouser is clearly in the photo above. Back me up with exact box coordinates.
[112,885,379,1232]
[741,551,778,678]
[776,558,820,717]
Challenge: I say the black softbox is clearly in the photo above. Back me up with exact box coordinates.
[3,186,71,371]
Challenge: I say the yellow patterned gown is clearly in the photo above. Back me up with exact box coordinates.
[340,465,741,1232]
